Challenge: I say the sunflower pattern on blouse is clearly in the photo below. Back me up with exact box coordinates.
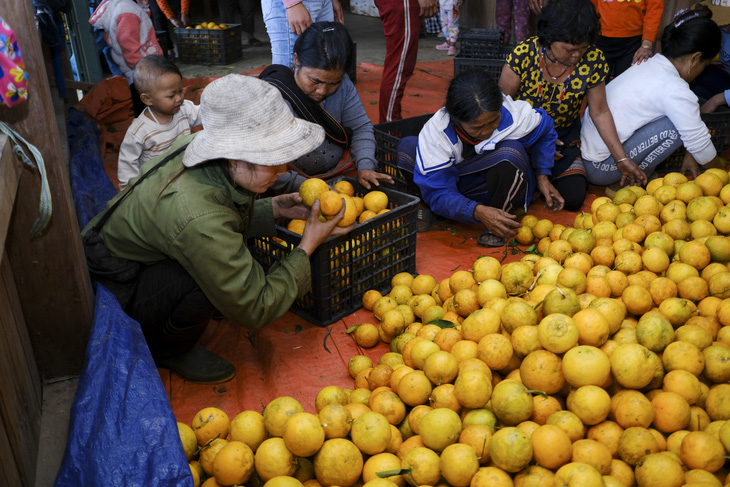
[506,37,609,131]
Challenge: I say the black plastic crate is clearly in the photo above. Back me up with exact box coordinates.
[374,114,433,193]
[249,177,418,326]
[174,24,242,65]
[656,107,730,172]
[454,56,506,80]
[459,28,504,59]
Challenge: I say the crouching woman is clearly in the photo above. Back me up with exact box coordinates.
[398,69,567,247]
[83,75,350,384]
[580,8,725,187]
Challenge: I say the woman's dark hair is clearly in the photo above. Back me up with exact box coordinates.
[445,69,503,124]
[537,0,601,47]
[661,8,721,61]
[293,22,354,73]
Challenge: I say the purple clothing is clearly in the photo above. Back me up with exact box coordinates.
[495,0,530,44]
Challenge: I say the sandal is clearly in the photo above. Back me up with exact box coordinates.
[604,181,625,199]
[417,207,440,233]
[248,37,263,47]
[155,344,236,384]
[477,229,507,247]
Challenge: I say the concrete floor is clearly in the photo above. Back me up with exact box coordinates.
[35,9,451,487]
[35,378,78,487]
[174,9,450,78]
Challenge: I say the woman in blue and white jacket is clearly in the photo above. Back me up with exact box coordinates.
[398,69,566,246]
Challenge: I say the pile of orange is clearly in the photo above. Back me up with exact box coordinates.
[273,178,392,274]
[179,170,730,487]
[189,22,229,30]
[294,178,391,230]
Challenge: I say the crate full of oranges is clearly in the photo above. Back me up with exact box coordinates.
[249,177,419,326]
[173,23,242,65]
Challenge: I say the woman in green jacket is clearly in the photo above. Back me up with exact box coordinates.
[83,74,350,384]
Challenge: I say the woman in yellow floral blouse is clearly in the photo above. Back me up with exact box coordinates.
[499,0,646,209]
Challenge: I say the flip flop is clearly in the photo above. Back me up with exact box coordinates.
[605,179,629,199]
[417,207,440,233]
[477,229,507,247]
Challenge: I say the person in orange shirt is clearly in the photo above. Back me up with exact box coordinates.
[155,0,189,27]
[591,0,664,80]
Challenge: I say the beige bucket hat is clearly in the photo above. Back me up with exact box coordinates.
[697,0,730,26]
[183,74,325,167]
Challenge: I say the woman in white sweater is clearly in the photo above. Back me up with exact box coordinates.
[580,8,723,187]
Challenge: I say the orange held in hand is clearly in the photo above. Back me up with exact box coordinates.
[319,190,344,216]
[299,178,329,207]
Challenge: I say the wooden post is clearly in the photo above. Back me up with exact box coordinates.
[2,0,94,379]
[0,134,43,486]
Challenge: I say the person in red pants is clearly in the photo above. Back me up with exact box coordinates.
[375,0,438,123]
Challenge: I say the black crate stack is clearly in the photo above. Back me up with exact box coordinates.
[454,28,510,81]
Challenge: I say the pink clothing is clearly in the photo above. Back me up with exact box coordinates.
[0,16,28,107]
[439,4,459,44]
[90,0,162,82]
[495,0,530,44]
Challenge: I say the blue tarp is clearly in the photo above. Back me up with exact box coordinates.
[54,285,192,487]
[56,110,191,486]
[67,108,118,229]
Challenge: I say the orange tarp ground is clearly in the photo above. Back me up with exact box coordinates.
[74,59,598,423]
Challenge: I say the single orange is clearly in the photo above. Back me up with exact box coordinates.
[530,424,572,470]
